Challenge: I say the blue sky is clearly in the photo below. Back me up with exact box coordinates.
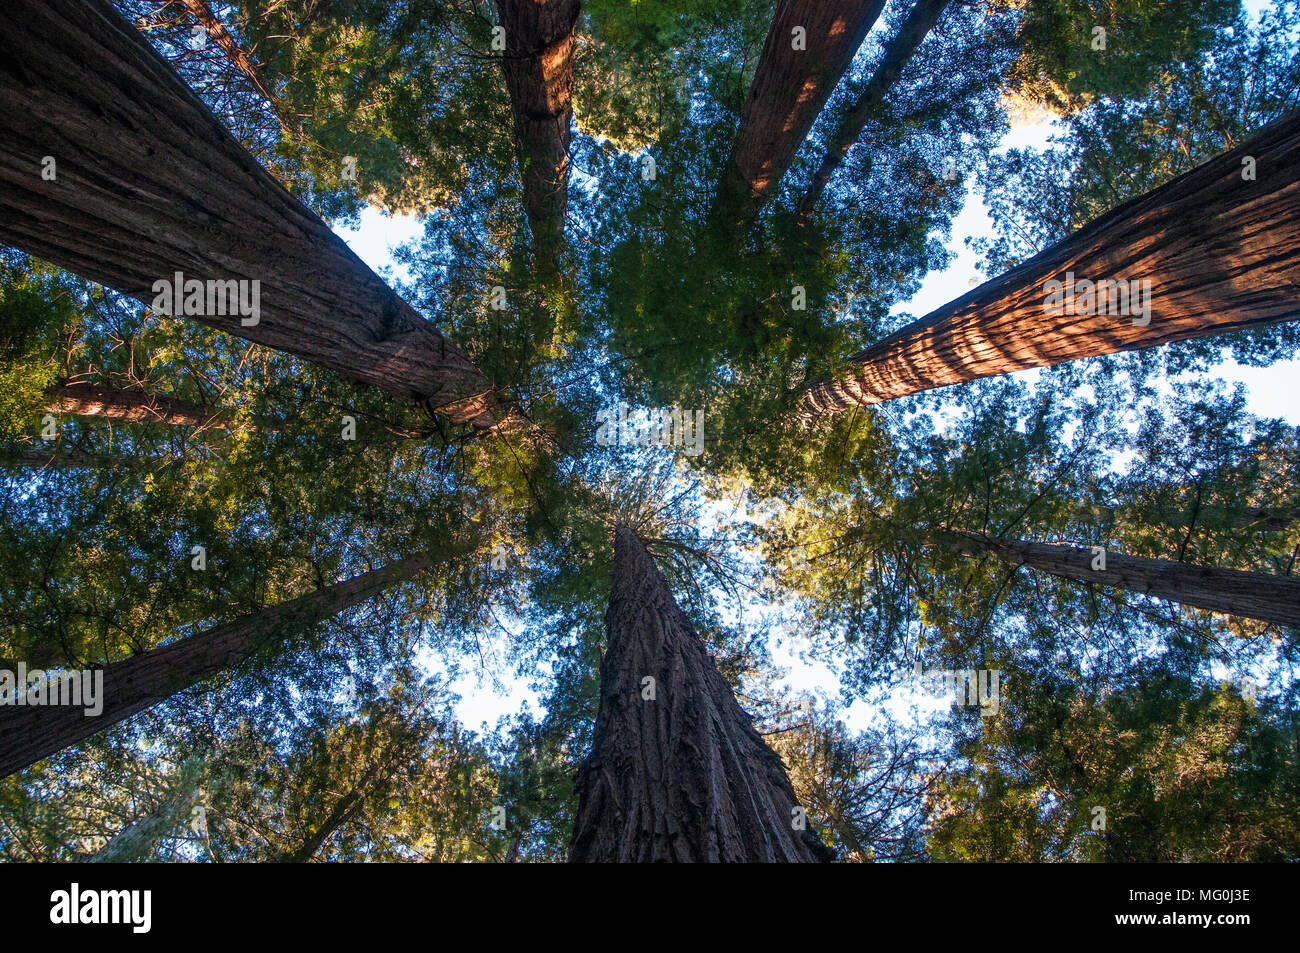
[333,1,1296,730]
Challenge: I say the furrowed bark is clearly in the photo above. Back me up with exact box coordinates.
[0,0,502,427]
[495,0,580,275]
[796,110,1300,422]
[716,0,887,225]
[950,533,1300,628]
[569,524,832,862]
[0,551,455,779]
[795,0,950,221]
[43,381,238,430]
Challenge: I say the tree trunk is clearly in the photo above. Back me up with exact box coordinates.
[0,0,502,428]
[43,381,239,430]
[795,0,950,222]
[178,0,281,115]
[0,448,124,469]
[716,0,886,226]
[949,532,1300,628]
[86,757,204,862]
[495,0,580,275]
[281,761,381,863]
[0,550,457,779]
[569,524,832,862]
[796,110,1300,422]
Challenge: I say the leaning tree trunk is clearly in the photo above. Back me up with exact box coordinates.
[796,110,1300,423]
[949,532,1300,628]
[795,0,949,222]
[281,756,386,863]
[0,549,459,779]
[43,381,239,430]
[86,757,204,862]
[0,0,501,428]
[1233,506,1300,531]
[179,0,282,116]
[495,0,580,276]
[715,0,886,226]
[569,525,832,862]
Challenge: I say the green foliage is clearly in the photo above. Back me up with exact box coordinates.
[926,666,1300,861]
[6,0,1300,864]
[0,261,75,437]
[1004,0,1242,111]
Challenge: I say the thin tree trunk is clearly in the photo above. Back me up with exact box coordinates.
[43,381,239,430]
[716,0,886,226]
[281,760,381,863]
[0,549,460,779]
[495,0,580,275]
[795,0,950,221]
[86,757,204,862]
[178,0,281,115]
[0,448,124,469]
[796,111,1300,423]
[0,0,502,427]
[949,532,1300,628]
[569,524,832,862]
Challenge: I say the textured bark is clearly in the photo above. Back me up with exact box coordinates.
[569,525,832,862]
[717,0,886,225]
[0,551,452,779]
[495,0,580,273]
[951,533,1300,628]
[796,110,1300,422]
[795,0,949,221]
[43,381,239,430]
[0,0,502,427]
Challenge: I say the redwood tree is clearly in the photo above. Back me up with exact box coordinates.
[796,0,951,221]
[796,110,1300,423]
[0,0,502,427]
[495,0,581,274]
[948,533,1300,629]
[569,525,832,862]
[716,0,887,225]
[43,380,239,430]
[0,549,462,779]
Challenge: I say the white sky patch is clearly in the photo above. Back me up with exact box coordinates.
[334,206,423,286]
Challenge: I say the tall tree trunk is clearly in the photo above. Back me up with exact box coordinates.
[0,549,460,779]
[1234,506,1300,531]
[569,524,832,862]
[795,0,949,222]
[716,0,887,226]
[43,381,239,430]
[495,0,580,275]
[178,0,281,115]
[796,111,1300,423]
[948,532,1300,628]
[86,757,204,862]
[0,0,502,428]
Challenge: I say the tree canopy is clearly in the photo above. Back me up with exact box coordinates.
[0,0,1296,863]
